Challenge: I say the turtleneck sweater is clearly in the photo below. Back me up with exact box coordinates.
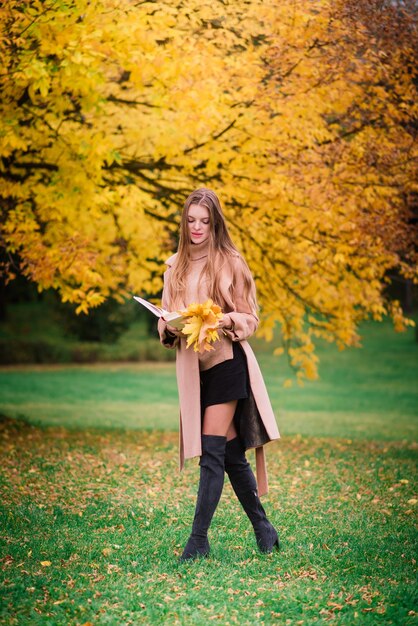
[186,238,234,371]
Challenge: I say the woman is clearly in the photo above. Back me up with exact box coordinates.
[158,188,280,561]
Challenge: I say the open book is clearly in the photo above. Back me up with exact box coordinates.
[133,296,185,329]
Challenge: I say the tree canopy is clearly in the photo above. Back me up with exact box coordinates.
[1,0,417,380]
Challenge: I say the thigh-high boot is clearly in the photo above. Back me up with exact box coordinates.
[225,436,279,553]
[180,434,227,561]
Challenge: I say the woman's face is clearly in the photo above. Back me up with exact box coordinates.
[187,204,211,245]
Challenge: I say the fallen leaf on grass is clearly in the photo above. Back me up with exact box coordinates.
[343,594,358,606]
[107,563,122,574]
[40,561,51,567]
[92,575,105,583]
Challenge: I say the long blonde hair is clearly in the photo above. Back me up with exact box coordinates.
[166,188,258,314]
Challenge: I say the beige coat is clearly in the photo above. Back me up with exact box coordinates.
[158,252,280,496]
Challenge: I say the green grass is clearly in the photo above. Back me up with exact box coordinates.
[1,419,416,625]
[0,319,417,625]
[0,320,417,440]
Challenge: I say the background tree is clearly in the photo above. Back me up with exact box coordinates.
[1,0,417,379]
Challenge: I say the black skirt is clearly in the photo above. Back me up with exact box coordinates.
[200,341,249,410]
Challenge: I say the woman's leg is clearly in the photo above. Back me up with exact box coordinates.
[180,401,237,561]
[202,400,238,439]
[224,437,279,553]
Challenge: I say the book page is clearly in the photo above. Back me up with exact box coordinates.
[133,296,185,329]
[133,296,166,318]
[163,311,185,329]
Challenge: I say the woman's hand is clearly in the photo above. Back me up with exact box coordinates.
[165,322,181,335]
[218,314,233,330]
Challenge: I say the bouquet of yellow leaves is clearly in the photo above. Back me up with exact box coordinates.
[180,299,223,353]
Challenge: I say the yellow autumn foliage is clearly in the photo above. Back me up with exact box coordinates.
[1,0,417,380]
[181,300,223,353]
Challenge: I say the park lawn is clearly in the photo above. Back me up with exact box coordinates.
[0,416,416,625]
[0,319,417,440]
[0,319,417,624]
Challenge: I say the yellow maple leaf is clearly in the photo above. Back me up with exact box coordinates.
[181,299,223,353]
